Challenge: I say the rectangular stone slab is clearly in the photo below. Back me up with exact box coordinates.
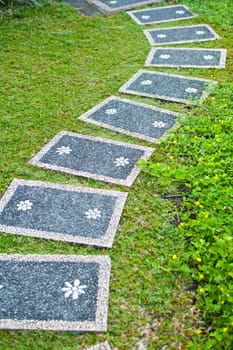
[87,342,112,350]
[127,5,197,25]
[119,69,217,105]
[0,254,111,332]
[0,179,127,247]
[87,0,164,12]
[29,131,154,186]
[145,48,227,68]
[80,96,178,143]
[144,24,219,46]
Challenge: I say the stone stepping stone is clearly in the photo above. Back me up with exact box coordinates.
[87,0,164,13]
[119,69,217,105]
[0,254,111,332]
[87,342,112,350]
[144,24,219,46]
[80,96,178,143]
[0,179,127,247]
[29,131,154,186]
[64,0,104,16]
[145,48,227,69]
[127,4,196,25]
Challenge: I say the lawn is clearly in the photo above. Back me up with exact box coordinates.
[0,0,232,349]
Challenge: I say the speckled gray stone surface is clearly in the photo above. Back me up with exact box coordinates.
[128,5,196,25]
[87,0,164,12]
[145,48,227,68]
[0,255,111,331]
[119,69,217,105]
[144,24,219,46]
[29,132,154,186]
[0,179,127,247]
[80,96,178,143]
[64,0,104,16]
[87,342,112,350]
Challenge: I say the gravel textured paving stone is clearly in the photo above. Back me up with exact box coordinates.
[144,24,219,46]
[119,69,217,105]
[86,0,164,13]
[80,96,178,143]
[29,131,154,186]
[87,342,112,350]
[0,179,127,247]
[64,0,104,16]
[127,4,196,25]
[145,48,227,68]
[0,254,111,332]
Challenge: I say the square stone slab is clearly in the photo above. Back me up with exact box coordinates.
[29,131,154,186]
[80,96,178,143]
[87,0,164,13]
[0,254,111,332]
[127,5,197,25]
[87,342,112,350]
[119,69,217,105]
[0,179,127,247]
[145,48,227,68]
[144,24,219,45]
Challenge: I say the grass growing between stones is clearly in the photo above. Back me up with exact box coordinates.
[0,0,232,349]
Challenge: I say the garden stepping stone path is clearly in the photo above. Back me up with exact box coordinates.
[0,179,127,247]
[87,342,112,350]
[0,254,111,332]
[127,4,196,25]
[144,24,219,46]
[80,96,178,143]
[29,131,154,186]
[64,0,103,16]
[87,0,164,13]
[145,48,227,68]
[119,69,217,105]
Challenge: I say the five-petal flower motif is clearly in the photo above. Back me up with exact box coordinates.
[185,87,198,94]
[141,80,152,86]
[141,15,150,20]
[159,54,171,60]
[196,30,205,35]
[62,279,87,300]
[157,34,167,38]
[105,108,117,115]
[56,146,72,155]
[204,55,214,60]
[16,200,33,211]
[109,0,117,3]
[85,208,102,220]
[175,10,185,14]
[152,120,166,128]
[114,157,129,167]
[0,285,3,290]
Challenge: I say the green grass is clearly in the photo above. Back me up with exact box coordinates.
[0,0,232,348]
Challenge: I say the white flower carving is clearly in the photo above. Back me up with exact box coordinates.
[176,10,185,14]
[185,87,198,94]
[114,157,129,167]
[85,208,102,220]
[109,0,117,3]
[56,146,72,155]
[157,34,167,38]
[152,120,166,128]
[196,30,205,35]
[141,15,150,20]
[62,279,87,300]
[16,200,33,211]
[105,108,117,115]
[0,285,3,290]
[141,80,152,85]
[159,54,171,60]
[204,55,214,60]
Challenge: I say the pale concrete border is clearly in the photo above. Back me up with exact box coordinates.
[143,24,220,46]
[0,179,128,248]
[80,96,179,143]
[0,254,111,332]
[86,0,164,13]
[127,4,197,25]
[145,48,227,68]
[29,131,154,187]
[119,69,218,105]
